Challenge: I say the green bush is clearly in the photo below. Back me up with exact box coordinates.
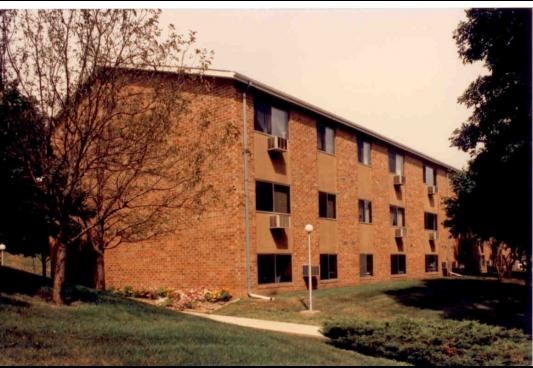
[217,290,232,302]
[122,285,134,297]
[323,317,531,366]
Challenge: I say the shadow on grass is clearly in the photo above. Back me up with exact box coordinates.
[0,266,104,305]
[385,277,531,334]
[0,266,177,318]
[0,266,50,294]
[0,295,30,308]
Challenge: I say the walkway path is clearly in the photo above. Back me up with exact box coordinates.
[183,311,326,340]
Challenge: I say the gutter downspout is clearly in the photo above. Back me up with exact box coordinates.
[242,82,273,301]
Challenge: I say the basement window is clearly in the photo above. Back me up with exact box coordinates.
[320,254,338,280]
[360,254,374,276]
[425,255,439,272]
[391,254,406,275]
[257,254,292,284]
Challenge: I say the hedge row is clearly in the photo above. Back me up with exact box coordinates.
[323,317,531,366]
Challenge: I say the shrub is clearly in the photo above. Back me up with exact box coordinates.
[323,317,531,366]
[122,285,134,297]
[105,286,232,311]
[36,286,53,301]
[205,288,232,303]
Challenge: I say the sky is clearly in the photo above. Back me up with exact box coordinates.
[157,5,489,169]
[13,2,494,169]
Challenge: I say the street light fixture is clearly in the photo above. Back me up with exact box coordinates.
[0,243,6,267]
[304,224,314,311]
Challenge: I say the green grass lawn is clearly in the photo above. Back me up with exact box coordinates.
[216,277,531,333]
[0,267,403,366]
[216,277,532,365]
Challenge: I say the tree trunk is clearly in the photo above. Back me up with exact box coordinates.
[52,241,66,305]
[526,255,532,287]
[94,249,105,290]
[91,221,106,290]
[49,236,56,281]
[41,252,47,278]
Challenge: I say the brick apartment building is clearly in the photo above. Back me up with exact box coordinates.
[105,69,458,297]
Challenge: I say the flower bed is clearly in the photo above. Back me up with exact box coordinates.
[107,285,232,311]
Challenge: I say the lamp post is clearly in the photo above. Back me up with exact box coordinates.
[304,224,314,312]
[0,243,6,267]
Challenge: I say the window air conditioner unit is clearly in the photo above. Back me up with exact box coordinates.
[428,230,438,241]
[427,185,438,195]
[394,227,406,238]
[302,265,320,277]
[267,136,288,152]
[270,214,290,229]
[393,175,406,186]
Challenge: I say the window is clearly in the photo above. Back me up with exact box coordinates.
[257,254,292,284]
[357,137,371,165]
[391,254,406,275]
[319,192,336,219]
[358,199,372,224]
[360,254,373,276]
[423,165,437,186]
[424,212,438,230]
[254,98,289,138]
[320,254,338,280]
[256,181,290,214]
[425,255,439,272]
[389,150,404,175]
[317,122,335,154]
[426,254,439,272]
[390,206,405,227]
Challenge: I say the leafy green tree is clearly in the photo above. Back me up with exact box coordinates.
[0,82,50,276]
[446,9,532,280]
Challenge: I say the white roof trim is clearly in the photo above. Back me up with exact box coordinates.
[230,71,457,171]
[109,65,458,171]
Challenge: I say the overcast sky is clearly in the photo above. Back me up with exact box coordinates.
[159,6,488,169]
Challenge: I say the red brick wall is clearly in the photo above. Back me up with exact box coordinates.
[105,74,457,297]
[105,76,247,295]
[244,93,455,294]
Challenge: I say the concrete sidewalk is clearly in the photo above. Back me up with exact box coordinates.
[184,312,326,340]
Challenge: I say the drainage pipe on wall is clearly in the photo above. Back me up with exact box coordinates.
[242,82,273,301]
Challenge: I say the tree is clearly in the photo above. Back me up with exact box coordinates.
[0,82,51,277]
[0,11,50,277]
[446,9,532,281]
[5,9,235,304]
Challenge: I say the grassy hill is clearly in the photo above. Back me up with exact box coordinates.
[217,277,532,366]
[0,267,402,366]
